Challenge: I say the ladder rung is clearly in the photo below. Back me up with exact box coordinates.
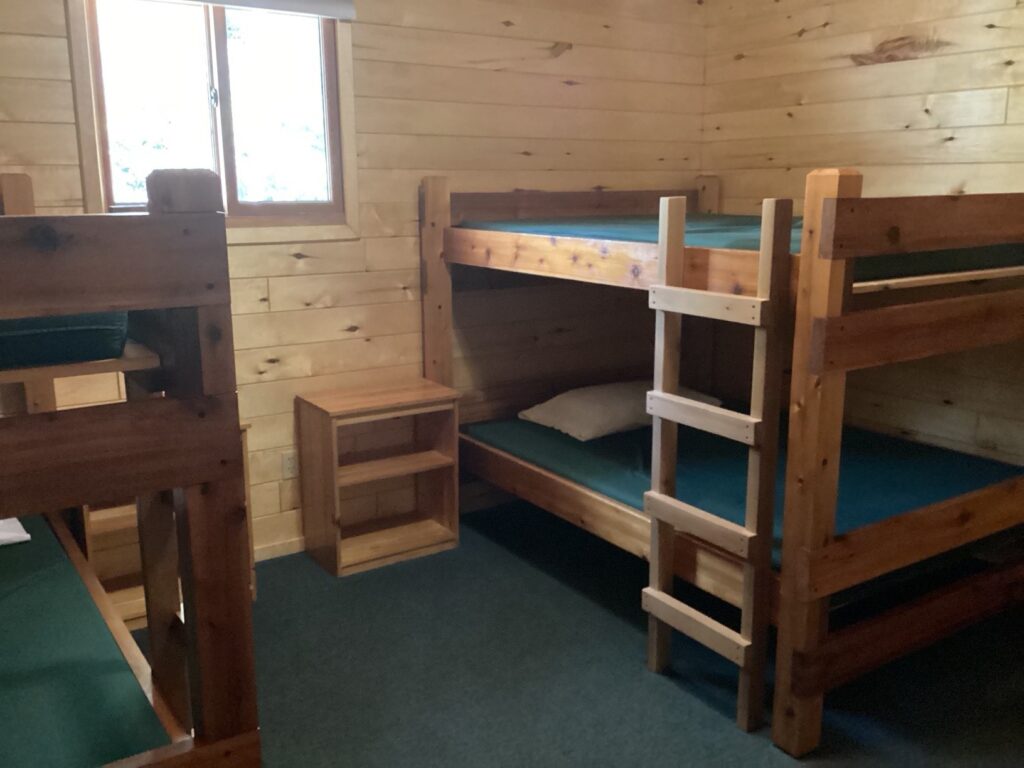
[642,587,751,667]
[647,390,761,446]
[649,285,767,326]
[645,491,756,560]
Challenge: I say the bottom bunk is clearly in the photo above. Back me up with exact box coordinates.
[0,516,175,767]
[461,419,1023,610]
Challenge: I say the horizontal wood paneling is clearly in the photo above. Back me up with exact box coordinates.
[707,0,1024,464]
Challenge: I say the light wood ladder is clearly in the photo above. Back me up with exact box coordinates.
[644,195,794,731]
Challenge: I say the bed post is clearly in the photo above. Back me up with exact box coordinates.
[647,195,687,671]
[143,170,260,747]
[420,177,453,386]
[696,175,721,214]
[772,169,863,757]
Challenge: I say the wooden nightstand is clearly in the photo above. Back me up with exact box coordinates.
[296,379,459,576]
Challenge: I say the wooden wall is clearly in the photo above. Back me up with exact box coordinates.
[0,0,82,214]
[705,0,1024,465]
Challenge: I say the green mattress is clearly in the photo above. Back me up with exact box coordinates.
[0,313,129,371]
[463,419,1023,567]
[0,517,169,767]
[457,213,1024,282]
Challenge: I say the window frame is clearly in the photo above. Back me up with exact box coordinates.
[87,0,348,227]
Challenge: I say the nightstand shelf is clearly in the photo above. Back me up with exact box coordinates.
[297,379,460,576]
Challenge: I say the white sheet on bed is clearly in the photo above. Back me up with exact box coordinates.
[0,518,30,546]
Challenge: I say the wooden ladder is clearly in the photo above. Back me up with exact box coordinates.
[644,195,794,731]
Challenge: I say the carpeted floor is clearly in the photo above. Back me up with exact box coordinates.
[246,502,1024,767]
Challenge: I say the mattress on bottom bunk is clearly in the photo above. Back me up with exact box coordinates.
[462,419,1023,566]
[0,516,169,767]
[0,313,129,370]
[457,214,1024,282]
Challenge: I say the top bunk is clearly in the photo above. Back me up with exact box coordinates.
[435,176,1024,296]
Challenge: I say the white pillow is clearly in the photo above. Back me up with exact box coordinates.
[518,380,721,441]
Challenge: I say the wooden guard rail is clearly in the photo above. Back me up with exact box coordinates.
[0,170,260,767]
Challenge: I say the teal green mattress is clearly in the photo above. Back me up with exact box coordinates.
[463,420,1023,566]
[457,214,1024,282]
[0,313,128,370]
[0,517,170,767]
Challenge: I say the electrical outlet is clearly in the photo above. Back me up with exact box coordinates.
[281,450,298,478]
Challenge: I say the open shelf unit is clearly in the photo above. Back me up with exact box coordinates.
[297,379,460,576]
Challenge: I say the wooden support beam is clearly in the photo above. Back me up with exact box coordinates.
[801,477,1024,600]
[0,173,36,214]
[648,195,687,673]
[644,491,755,560]
[449,186,700,223]
[793,559,1024,697]
[642,587,751,667]
[137,491,192,732]
[646,390,761,446]
[772,168,863,758]
[738,197,794,732]
[648,285,767,325]
[821,193,1024,259]
[420,177,454,385]
[176,477,258,741]
[815,287,1024,373]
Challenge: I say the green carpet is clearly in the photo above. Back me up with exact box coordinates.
[251,503,1023,767]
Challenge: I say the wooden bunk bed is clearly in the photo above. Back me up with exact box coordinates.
[419,170,1024,756]
[0,171,260,767]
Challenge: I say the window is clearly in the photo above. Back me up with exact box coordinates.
[91,0,346,223]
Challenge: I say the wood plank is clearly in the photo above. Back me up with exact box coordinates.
[772,168,863,758]
[358,133,699,172]
[642,587,752,666]
[0,341,159,384]
[0,33,69,80]
[644,491,756,560]
[705,89,1009,142]
[104,731,260,768]
[356,0,703,55]
[794,559,1024,696]
[266,269,418,312]
[460,434,749,607]
[233,302,421,350]
[821,194,1024,259]
[0,78,74,123]
[450,186,698,222]
[336,450,454,487]
[0,395,241,517]
[648,284,767,325]
[300,379,458,418]
[176,476,258,741]
[339,514,456,574]
[708,8,1024,84]
[817,288,1024,373]
[647,390,762,446]
[47,513,188,745]
[0,213,228,318]
[353,60,704,114]
[0,122,78,165]
[356,97,701,143]
[136,492,192,732]
[445,227,658,288]
[0,0,66,37]
[420,176,453,385]
[352,23,704,85]
[801,477,1024,599]
[228,239,366,278]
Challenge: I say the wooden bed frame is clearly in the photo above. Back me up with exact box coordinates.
[0,172,260,767]
[420,170,1024,757]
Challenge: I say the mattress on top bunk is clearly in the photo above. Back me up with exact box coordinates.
[0,312,129,371]
[462,419,1023,566]
[0,516,169,767]
[456,213,1024,282]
